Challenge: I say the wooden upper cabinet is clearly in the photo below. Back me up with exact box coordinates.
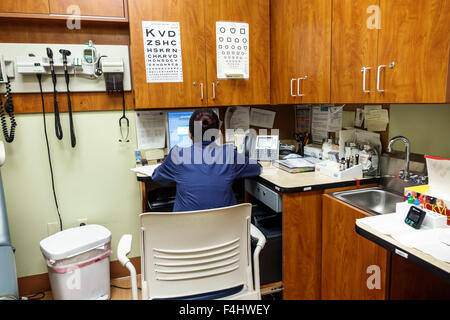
[271,0,332,105]
[204,0,270,106]
[376,0,450,103]
[331,0,379,104]
[0,0,50,14]
[322,194,389,300]
[128,0,207,108]
[48,0,125,18]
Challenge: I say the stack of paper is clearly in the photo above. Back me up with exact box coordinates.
[357,214,450,263]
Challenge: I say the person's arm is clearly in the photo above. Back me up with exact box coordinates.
[151,149,179,185]
[233,150,262,179]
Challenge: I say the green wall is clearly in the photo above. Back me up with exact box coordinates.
[389,104,450,158]
[0,110,141,277]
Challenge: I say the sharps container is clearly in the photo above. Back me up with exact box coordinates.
[39,224,112,300]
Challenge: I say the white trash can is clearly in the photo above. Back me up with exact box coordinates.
[39,224,112,300]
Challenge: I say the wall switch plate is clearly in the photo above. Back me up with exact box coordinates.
[47,222,60,236]
[77,218,88,226]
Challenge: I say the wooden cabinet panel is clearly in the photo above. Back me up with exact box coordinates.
[283,190,323,300]
[0,0,49,14]
[271,0,331,105]
[377,0,450,103]
[205,0,270,106]
[270,0,300,105]
[48,0,125,18]
[295,0,332,104]
[322,195,389,300]
[128,0,207,108]
[331,0,379,103]
[389,253,450,300]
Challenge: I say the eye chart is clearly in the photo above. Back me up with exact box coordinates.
[216,21,249,79]
[142,21,183,83]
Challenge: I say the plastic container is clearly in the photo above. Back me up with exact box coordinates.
[425,155,450,200]
[39,225,112,300]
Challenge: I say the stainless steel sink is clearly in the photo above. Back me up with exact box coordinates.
[332,187,404,215]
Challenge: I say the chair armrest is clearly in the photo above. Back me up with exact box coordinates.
[117,234,138,300]
[250,224,266,249]
[117,234,132,266]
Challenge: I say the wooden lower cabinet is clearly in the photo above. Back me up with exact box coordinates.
[283,191,323,300]
[321,194,389,300]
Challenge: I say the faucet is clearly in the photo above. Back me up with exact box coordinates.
[387,136,410,181]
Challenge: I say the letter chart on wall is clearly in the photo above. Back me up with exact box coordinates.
[142,21,183,83]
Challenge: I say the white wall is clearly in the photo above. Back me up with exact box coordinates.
[0,110,142,277]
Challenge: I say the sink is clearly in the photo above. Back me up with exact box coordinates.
[332,187,404,215]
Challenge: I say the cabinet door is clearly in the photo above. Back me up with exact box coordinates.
[128,0,207,108]
[48,0,125,18]
[331,0,379,103]
[376,0,450,103]
[0,0,49,14]
[322,195,389,300]
[270,0,301,105]
[205,0,270,106]
[296,0,332,104]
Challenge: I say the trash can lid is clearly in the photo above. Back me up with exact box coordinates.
[40,224,111,261]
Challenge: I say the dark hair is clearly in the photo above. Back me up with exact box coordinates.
[189,109,220,142]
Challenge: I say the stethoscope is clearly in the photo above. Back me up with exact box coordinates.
[119,88,129,143]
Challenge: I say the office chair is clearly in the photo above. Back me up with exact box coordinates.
[117,203,266,300]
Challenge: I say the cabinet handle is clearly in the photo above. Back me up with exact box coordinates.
[377,65,386,93]
[361,67,372,93]
[290,78,297,97]
[200,82,204,100]
[297,76,308,97]
[212,82,216,100]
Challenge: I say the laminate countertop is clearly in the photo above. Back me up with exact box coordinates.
[135,161,380,193]
[255,162,379,193]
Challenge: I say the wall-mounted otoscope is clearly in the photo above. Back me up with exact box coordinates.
[46,48,63,140]
[59,49,76,148]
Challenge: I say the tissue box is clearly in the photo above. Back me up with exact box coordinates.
[404,185,450,225]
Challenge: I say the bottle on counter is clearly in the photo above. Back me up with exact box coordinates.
[359,144,379,176]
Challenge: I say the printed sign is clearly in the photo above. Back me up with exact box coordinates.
[142,21,183,83]
[216,21,249,79]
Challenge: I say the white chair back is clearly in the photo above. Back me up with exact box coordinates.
[139,203,255,299]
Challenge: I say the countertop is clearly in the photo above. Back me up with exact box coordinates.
[356,220,450,283]
[256,162,379,193]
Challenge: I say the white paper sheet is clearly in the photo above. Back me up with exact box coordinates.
[130,164,161,177]
[135,111,166,150]
[142,21,183,83]
[358,214,450,263]
[250,108,276,128]
[224,106,250,143]
[216,21,249,79]
[311,105,329,143]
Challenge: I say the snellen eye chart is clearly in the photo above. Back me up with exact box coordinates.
[142,21,183,83]
[216,21,249,80]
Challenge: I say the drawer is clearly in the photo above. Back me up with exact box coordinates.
[245,179,282,213]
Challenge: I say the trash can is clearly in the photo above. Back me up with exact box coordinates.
[39,224,112,300]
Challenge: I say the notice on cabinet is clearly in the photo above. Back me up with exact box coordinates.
[250,108,276,128]
[135,110,167,150]
[142,21,183,83]
[216,21,249,79]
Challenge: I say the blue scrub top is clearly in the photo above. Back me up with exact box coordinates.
[152,141,262,212]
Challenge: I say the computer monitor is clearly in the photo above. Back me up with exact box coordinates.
[167,109,219,150]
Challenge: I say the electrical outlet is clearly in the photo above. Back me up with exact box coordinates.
[47,222,60,236]
[77,218,88,226]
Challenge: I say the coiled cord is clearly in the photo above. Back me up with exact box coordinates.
[0,77,17,143]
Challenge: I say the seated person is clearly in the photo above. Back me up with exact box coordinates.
[152,109,261,212]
